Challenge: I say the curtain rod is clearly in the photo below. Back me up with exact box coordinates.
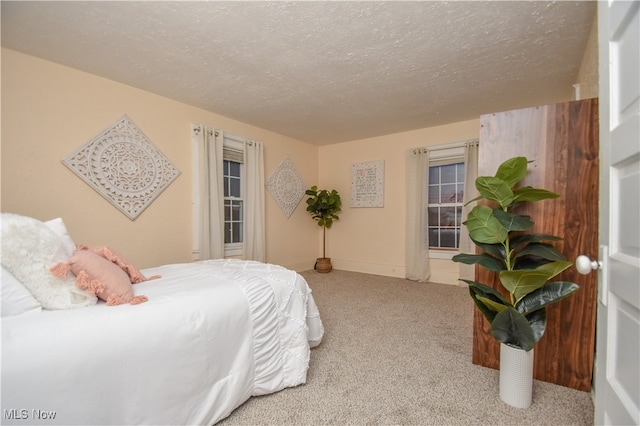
[412,138,478,154]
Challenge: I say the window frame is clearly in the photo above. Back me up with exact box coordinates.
[223,137,245,257]
[426,146,466,259]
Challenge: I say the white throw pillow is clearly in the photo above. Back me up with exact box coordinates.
[44,217,76,257]
[1,266,42,317]
[1,213,97,310]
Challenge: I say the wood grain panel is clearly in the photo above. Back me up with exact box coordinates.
[474,98,598,391]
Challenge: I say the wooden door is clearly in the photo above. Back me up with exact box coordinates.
[474,98,599,391]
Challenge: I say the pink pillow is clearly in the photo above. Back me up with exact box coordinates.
[50,250,147,306]
[77,245,160,284]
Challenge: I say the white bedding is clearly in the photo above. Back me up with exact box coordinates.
[1,259,324,425]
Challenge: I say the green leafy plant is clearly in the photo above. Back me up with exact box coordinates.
[305,186,342,258]
[452,156,579,351]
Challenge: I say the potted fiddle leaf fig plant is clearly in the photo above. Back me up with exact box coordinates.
[305,186,341,273]
[452,156,579,408]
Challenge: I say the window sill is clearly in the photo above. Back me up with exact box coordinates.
[429,250,459,260]
[225,243,243,257]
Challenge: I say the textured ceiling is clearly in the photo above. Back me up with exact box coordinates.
[1,1,596,145]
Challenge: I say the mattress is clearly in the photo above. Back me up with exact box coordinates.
[1,259,323,425]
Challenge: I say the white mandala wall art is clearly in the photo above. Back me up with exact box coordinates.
[266,156,306,218]
[63,115,181,220]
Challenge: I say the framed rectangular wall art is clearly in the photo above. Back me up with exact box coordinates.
[350,160,384,208]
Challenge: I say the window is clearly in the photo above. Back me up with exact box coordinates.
[407,139,476,279]
[192,124,265,261]
[222,138,245,257]
[427,162,464,250]
[223,160,243,245]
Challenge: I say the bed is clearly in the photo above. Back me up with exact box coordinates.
[1,213,324,425]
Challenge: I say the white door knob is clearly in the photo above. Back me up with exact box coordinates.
[576,255,601,275]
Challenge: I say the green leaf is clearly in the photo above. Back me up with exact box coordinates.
[472,240,507,260]
[465,205,508,244]
[306,186,341,229]
[516,281,580,314]
[535,260,573,279]
[463,280,509,304]
[476,296,510,313]
[463,194,484,206]
[514,243,567,262]
[452,253,505,271]
[526,308,547,346]
[514,257,555,270]
[499,269,551,302]
[492,210,534,232]
[475,176,515,208]
[510,233,562,246]
[462,279,510,322]
[495,157,528,187]
[491,307,536,351]
[512,187,559,203]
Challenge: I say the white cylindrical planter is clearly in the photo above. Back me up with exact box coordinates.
[499,343,534,408]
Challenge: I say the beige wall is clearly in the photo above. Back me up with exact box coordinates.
[2,31,597,283]
[1,48,319,271]
[0,48,480,285]
[313,14,601,284]
[317,121,480,284]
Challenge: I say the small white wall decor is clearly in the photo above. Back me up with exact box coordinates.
[62,115,180,220]
[351,160,384,207]
[265,156,306,218]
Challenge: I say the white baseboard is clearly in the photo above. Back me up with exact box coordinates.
[428,270,460,286]
[286,260,318,274]
[325,258,460,285]
[289,257,461,286]
[329,258,406,278]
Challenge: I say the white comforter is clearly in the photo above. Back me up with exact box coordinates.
[1,259,324,425]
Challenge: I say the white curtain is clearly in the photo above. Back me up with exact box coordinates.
[459,140,479,282]
[405,148,431,282]
[194,126,225,260]
[243,140,265,262]
[192,124,265,262]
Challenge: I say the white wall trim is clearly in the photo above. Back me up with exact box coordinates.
[330,258,406,278]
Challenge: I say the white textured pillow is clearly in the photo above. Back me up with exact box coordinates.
[1,266,42,316]
[1,213,97,310]
[44,217,76,258]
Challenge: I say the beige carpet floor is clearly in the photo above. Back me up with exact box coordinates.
[219,269,594,425]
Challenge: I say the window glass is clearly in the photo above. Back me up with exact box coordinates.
[428,207,439,226]
[428,186,440,204]
[429,167,440,184]
[230,177,241,197]
[457,164,465,182]
[440,206,456,226]
[229,161,241,176]
[440,184,457,203]
[439,228,458,248]
[427,162,464,250]
[440,164,457,183]
[224,200,243,244]
[223,160,243,246]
